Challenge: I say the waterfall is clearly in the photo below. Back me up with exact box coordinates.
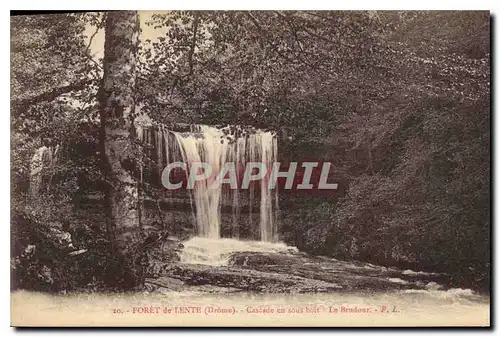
[259,131,277,242]
[29,145,59,199]
[136,123,279,242]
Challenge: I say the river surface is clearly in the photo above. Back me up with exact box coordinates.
[11,237,490,327]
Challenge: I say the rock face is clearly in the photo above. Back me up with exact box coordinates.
[162,264,343,293]
[144,235,184,278]
[228,252,447,292]
[145,250,448,294]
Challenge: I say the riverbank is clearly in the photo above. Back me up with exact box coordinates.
[11,237,490,327]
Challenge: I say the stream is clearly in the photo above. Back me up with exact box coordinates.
[11,237,490,326]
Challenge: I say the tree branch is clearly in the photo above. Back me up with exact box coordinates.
[246,12,330,72]
[273,11,316,66]
[12,78,95,112]
[84,13,106,72]
[299,12,356,48]
[85,26,101,55]
[244,12,298,66]
[163,13,200,99]
[187,12,199,76]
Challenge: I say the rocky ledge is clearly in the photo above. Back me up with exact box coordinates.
[145,250,447,294]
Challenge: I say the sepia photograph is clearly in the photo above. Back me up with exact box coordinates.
[10,10,490,327]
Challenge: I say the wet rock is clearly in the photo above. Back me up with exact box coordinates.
[146,247,448,294]
[226,252,446,292]
[145,276,186,291]
[143,234,182,278]
[163,236,184,251]
[228,252,296,267]
[162,264,342,293]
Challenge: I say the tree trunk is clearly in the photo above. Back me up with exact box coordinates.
[99,11,141,255]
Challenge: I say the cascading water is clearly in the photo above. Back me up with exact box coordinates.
[136,123,279,242]
[29,144,59,199]
[23,123,487,325]
[171,126,226,239]
[179,236,298,266]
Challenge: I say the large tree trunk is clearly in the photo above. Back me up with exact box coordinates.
[99,11,141,255]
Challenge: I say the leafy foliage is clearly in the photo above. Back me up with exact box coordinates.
[11,11,490,291]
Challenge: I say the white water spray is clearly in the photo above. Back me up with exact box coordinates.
[179,237,297,266]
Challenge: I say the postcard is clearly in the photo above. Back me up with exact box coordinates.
[10,10,490,327]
